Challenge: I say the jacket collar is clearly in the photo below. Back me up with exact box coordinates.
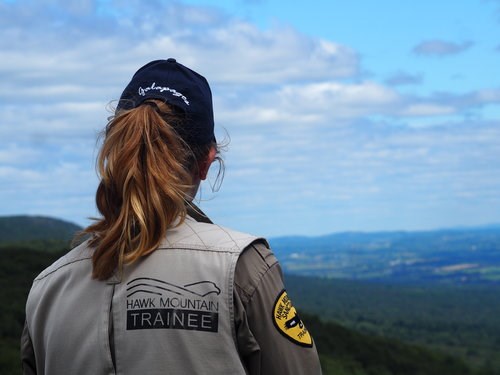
[186,202,213,224]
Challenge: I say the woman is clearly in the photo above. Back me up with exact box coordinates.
[21,59,322,374]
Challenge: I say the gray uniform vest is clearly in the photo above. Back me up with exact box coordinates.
[25,216,260,374]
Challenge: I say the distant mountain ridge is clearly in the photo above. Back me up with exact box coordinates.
[269,226,500,284]
[0,215,82,243]
[270,223,500,246]
[3,215,500,285]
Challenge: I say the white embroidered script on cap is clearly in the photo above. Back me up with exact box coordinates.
[138,82,190,105]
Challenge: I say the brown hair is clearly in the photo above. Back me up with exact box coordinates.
[82,100,218,280]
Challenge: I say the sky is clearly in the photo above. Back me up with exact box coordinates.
[1,0,499,237]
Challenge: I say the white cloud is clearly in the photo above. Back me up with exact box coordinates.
[0,161,98,223]
[204,115,500,234]
[385,71,423,86]
[401,103,456,116]
[0,144,41,165]
[412,40,474,56]
[476,88,500,101]
[0,1,359,90]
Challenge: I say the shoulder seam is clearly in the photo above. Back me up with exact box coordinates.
[236,261,281,305]
[34,256,91,282]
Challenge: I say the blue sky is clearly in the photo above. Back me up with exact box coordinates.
[1,0,499,237]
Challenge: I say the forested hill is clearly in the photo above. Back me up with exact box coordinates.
[0,215,82,243]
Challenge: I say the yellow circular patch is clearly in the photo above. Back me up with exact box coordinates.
[272,290,313,347]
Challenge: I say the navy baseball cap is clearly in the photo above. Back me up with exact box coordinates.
[117,58,215,145]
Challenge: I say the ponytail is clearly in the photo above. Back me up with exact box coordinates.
[83,100,203,280]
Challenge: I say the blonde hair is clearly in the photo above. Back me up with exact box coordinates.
[82,100,214,280]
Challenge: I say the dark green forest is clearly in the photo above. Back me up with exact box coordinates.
[1,216,500,374]
[0,244,67,373]
[287,276,500,372]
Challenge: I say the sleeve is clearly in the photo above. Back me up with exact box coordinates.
[20,321,37,375]
[234,242,322,375]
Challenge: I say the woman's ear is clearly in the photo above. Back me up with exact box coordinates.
[199,146,217,180]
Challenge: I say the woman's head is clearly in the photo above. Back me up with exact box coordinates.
[117,58,215,146]
[83,59,221,280]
